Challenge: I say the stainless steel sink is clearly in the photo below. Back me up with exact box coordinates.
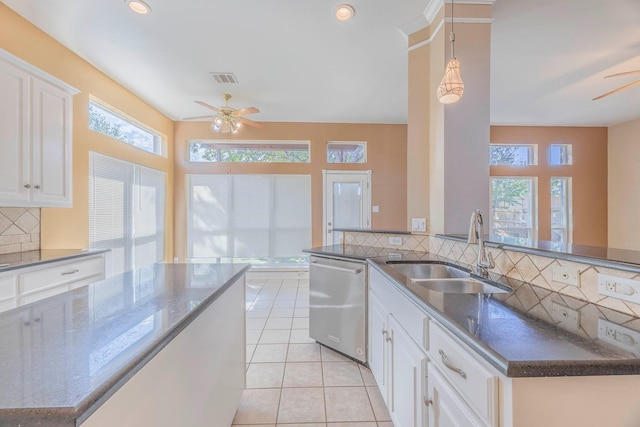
[410,278,510,294]
[386,262,470,279]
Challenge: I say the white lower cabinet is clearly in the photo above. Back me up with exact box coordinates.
[427,363,485,427]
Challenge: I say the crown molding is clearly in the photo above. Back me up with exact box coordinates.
[399,0,495,38]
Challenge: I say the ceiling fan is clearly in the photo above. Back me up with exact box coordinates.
[592,70,640,100]
[184,94,264,133]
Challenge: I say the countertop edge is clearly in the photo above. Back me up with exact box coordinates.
[0,249,110,273]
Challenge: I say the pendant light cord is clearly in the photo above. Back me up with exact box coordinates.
[450,0,455,59]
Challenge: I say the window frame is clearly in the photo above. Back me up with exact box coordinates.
[187,140,311,163]
[489,176,539,241]
[88,99,166,157]
[326,141,367,164]
[489,144,538,166]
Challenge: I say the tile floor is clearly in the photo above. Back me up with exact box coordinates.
[233,276,393,427]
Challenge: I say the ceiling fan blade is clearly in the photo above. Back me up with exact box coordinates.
[239,117,265,128]
[232,107,260,117]
[604,69,640,79]
[182,115,216,120]
[194,100,221,113]
[592,79,640,100]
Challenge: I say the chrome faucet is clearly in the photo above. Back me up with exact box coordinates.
[468,209,495,277]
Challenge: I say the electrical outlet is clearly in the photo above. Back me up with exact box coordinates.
[372,205,380,213]
[551,302,580,333]
[388,236,403,246]
[598,318,640,354]
[551,265,580,286]
[411,218,426,232]
[598,274,640,304]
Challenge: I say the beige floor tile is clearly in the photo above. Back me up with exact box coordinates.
[321,346,352,362]
[265,317,293,330]
[295,299,309,308]
[246,318,267,330]
[290,329,315,344]
[273,300,296,308]
[376,423,394,427]
[366,387,391,421]
[283,362,324,387]
[252,301,276,310]
[278,388,326,423]
[260,329,291,344]
[277,424,325,427]
[247,329,263,345]
[251,344,289,363]
[323,362,364,387]
[358,365,377,386]
[292,317,309,329]
[287,343,322,362]
[247,308,272,318]
[271,308,295,318]
[247,363,285,388]
[246,345,256,362]
[233,425,275,427]
[327,423,377,427]
[325,387,376,422]
[233,388,281,425]
[294,307,310,317]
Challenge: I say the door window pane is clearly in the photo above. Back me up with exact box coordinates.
[551,177,572,243]
[332,182,362,231]
[490,177,537,240]
[490,145,536,166]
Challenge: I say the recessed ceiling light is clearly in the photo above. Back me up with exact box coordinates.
[335,4,355,21]
[127,0,151,14]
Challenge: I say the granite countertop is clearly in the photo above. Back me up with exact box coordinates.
[306,245,640,378]
[0,248,109,273]
[0,262,250,426]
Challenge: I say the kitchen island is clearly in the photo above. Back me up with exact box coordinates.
[0,262,249,427]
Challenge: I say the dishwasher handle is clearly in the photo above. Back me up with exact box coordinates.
[311,262,362,275]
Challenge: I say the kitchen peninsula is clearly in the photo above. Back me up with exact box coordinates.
[0,262,249,427]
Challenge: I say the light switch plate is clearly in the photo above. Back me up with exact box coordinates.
[551,302,580,334]
[388,236,403,246]
[551,265,580,287]
[411,218,426,232]
[598,318,640,354]
[598,274,640,304]
[372,205,379,213]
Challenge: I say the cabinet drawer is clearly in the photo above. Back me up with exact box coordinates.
[69,274,103,290]
[429,322,498,426]
[370,269,427,348]
[0,275,16,300]
[19,283,69,305]
[19,256,104,295]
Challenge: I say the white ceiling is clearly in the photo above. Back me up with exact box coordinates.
[2,0,640,127]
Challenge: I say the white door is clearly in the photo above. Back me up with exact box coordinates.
[323,170,371,245]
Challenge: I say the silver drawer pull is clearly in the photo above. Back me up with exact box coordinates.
[61,269,79,276]
[439,349,467,379]
[310,262,362,275]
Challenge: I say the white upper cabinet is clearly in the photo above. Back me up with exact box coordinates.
[0,49,77,207]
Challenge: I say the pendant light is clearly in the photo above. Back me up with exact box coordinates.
[437,0,464,104]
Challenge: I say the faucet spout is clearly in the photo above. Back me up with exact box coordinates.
[468,209,495,277]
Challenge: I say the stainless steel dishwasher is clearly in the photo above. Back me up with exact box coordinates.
[309,255,367,363]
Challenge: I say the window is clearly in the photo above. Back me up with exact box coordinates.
[187,174,311,265]
[188,140,310,163]
[490,177,537,240]
[490,144,537,166]
[327,142,366,163]
[551,177,572,243]
[89,100,165,156]
[549,144,572,165]
[89,152,166,277]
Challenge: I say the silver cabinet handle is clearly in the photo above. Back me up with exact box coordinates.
[24,184,31,189]
[424,397,433,406]
[439,349,467,379]
[382,329,388,337]
[310,262,361,275]
[61,269,79,276]
[34,185,41,189]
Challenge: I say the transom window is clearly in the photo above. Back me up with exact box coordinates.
[490,144,537,166]
[327,142,366,163]
[549,144,572,165]
[188,140,310,163]
[88,100,165,156]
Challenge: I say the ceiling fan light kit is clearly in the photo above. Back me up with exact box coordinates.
[437,0,464,104]
[184,94,264,134]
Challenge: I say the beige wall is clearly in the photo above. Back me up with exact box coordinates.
[608,117,640,251]
[491,126,608,246]
[0,4,175,259]
[173,122,407,260]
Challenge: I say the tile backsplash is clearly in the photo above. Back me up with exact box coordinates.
[0,208,40,255]
[343,231,640,318]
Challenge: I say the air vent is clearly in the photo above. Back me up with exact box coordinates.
[210,72,238,84]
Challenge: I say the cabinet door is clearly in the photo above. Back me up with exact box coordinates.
[30,77,72,206]
[0,58,29,202]
[369,291,388,400]
[428,363,485,427]
[389,315,427,427]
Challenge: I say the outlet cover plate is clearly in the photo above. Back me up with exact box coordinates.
[388,236,403,246]
[598,318,640,354]
[411,218,426,232]
[551,265,580,287]
[551,302,580,333]
[598,273,640,304]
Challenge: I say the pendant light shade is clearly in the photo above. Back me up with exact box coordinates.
[437,58,464,104]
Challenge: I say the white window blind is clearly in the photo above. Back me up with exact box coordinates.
[187,174,311,264]
[89,152,166,277]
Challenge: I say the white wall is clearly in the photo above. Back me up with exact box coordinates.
[608,117,640,250]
